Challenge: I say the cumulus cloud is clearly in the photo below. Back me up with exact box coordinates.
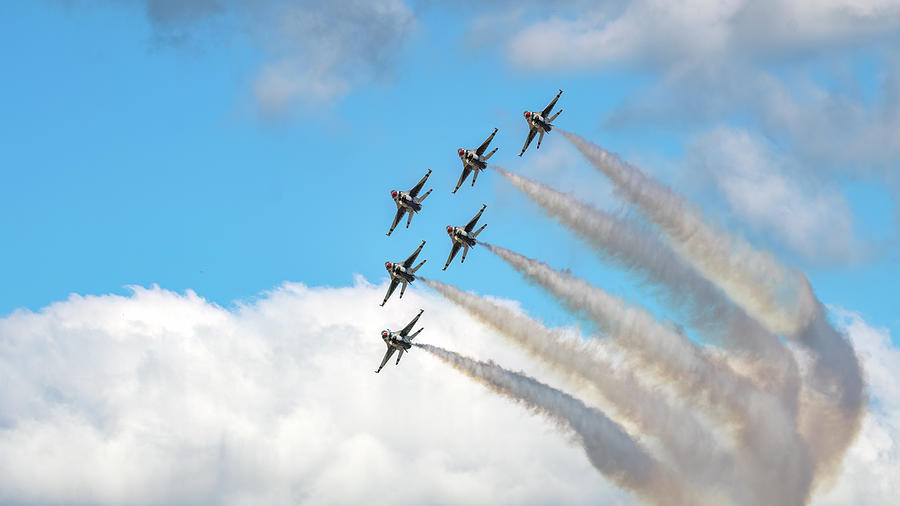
[608,60,900,177]
[87,0,417,117]
[513,0,900,179]
[248,0,416,117]
[684,127,863,263]
[0,281,629,505]
[139,0,223,27]
[811,310,900,505]
[490,0,900,262]
[0,280,896,504]
[505,0,900,70]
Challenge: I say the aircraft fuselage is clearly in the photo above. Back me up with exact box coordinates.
[459,150,487,171]
[447,227,477,247]
[526,113,553,132]
[386,264,416,284]
[382,332,413,351]
[393,191,423,213]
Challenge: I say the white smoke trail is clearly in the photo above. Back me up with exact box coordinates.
[489,165,799,404]
[416,343,704,506]
[484,243,813,505]
[559,129,817,337]
[559,129,865,486]
[422,277,756,504]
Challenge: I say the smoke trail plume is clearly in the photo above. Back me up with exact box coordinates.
[483,243,813,505]
[559,129,865,485]
[559,129,817,337]
[416,343,703,506]
[489,165,798,402]
[422,277,755,504]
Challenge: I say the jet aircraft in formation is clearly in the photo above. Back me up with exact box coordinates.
[519,89,563,156]
[381,240,427,306]
[443,204,487,271]
[386,169,433,236]
[454,128,498,194]
[377,89,563,371]
[375,309,424,373]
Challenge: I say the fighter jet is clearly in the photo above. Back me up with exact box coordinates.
[442,204,487,270]
[519,89,563,156]
[375,309,424,373]
[454,128,498,194]
[381,240,427,306]
[387,169,433,236]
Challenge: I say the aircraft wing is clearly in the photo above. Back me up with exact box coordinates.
[381,279,399,306]
[399,309,424,337]
[376,346,396,373]
[519,129,536,156]
[387,207,405,236]
[541,89,563,117]
[409,169,432,198]
[402,240,426,269]
[443,242,461,270]
[464,204,486,232]
[475,128,498,156]
[453,166,472,194]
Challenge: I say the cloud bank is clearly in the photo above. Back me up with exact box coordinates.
[105,0,417,118]
[491,0,900,262]
[0,280,896,504]
[0,281,631,505]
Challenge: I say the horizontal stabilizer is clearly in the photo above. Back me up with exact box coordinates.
[412,259,426,273]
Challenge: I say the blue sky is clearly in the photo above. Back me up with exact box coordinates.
[1,0,897,339]
[2,2,900,505]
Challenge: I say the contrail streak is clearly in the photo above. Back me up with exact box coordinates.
[483,243,812,505]
[489,165,799,404]
[416,343,704,506]
[559,129,864,486]
[559,129,816,337]
[422,277,757,503]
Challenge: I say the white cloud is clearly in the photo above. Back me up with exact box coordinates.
[811,310,900,505]
[248,0,416,118]
[0,282,626,505]
[505,0,900,70]
[491,0,900,260]
[91,0,417,118]
[607,61,900,179]
[0,282,897,504]
[684,127,863,264]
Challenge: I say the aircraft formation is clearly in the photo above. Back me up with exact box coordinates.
[375,90,564,373]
